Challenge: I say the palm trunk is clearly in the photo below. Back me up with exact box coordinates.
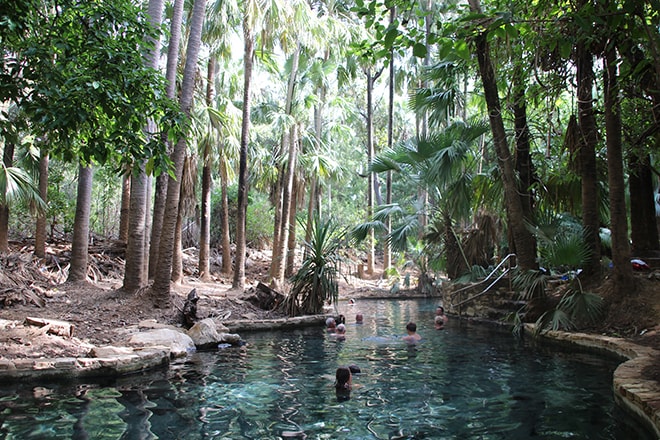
[576,39,602,276]
[384,9,395,274]
[604,46,634,289]
[366,68,376,275]
[199,58,216,281]
[233,15,254,289]
[269,168,284,280]
[171,194,184,284]
[220,160,232,274]
[68,164,94,282]
[151,0,206,304]
[513,68,535,220]
[0,142,15,253]
[124,0,164,292]
[467,0,537,271]
[118,173,130,243]
[149,0,184,279]
[123,166,148,291]
[34,151,49,258]
[285,177,298,278]
[274,123,299,285]
[629,152,659,255]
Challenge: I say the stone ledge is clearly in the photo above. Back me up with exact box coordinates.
[223,314,326,332]
[526,325,660,438]
[0,347,171,381]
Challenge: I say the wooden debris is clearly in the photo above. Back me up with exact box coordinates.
[24,317,75,338]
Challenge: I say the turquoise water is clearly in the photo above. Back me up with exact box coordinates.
[0,298,652,439]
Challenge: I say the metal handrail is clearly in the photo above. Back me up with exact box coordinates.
[449,253,517,309]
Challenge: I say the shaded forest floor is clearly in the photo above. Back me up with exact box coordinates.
[0,240,658,380]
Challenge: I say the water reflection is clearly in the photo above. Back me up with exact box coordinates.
[0,298,652,439]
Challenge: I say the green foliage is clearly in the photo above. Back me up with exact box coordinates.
[512,269,548,301]
[2,0,180,170]
[283,216,344,317]
[533,285,604,335]
[528,212,589,273]
[211,185,273,249]
[454,264,491,283]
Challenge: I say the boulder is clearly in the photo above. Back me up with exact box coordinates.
[187,318,242,349]
[128,328,195,358]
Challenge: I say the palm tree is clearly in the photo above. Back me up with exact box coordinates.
[34,150,49,258]
[0,146,44,253]
[232,3,255,289]
[151,0,207,305]
[466,0,537,271]
[149,0,185,279]
[67,164,93,282]
[604,44,634,289]
[123,0,165,293]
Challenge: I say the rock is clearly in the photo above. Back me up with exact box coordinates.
[90,346,135,357]
[187,318,242,349]
[128,329,195,358]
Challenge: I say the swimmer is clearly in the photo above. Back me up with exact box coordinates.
[435,306,448,329]
[402,322,422,343]
[326,317,336,332]
[355,313,364,324]
[334,324,346,341]
[335,366,352,401]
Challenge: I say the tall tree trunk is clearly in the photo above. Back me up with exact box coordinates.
[173,155,195,284]
[34,151,49,258]
[629,152,660,255]
[269,167,284,280]
[124,0,164,292]
[513,68,535,220]
[151,0,206,304]
[199,57,216,281]
[171,195,184,284]
[467,0,537,271]
[575,22,602,277]
[365,68,376,274]
[219,160,232,274]
[604,46,634,289]
[270,46,300,285]
[383,6,395,276]
[123,165,149,291]
[149,0,184,279]
[233,14,254,289]
[68,164,94,282]
[274,124,299,286]
[0,142,15,253]
[118,173,130,243]
[285,177,298,278]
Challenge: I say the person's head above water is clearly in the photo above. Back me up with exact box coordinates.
[326,317,336,329]
[355,313,363,323]
[335,366,352,390]
[406,322,417,333]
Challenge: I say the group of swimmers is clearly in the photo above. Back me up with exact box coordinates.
[330,301,450,399]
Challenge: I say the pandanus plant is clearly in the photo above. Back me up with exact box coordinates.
[281,215,344,316]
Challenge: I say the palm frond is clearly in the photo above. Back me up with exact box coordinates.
[534,309,574,335]
[349,221,386,243]
[512,269,548,300]
[0,164,46,212]
[557,287,603,325]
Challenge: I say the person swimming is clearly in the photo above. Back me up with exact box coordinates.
[335,366,352,401]
[402,322,422,343]
[435,306,448,329]
[334,324,346,340]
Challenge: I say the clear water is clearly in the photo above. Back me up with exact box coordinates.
[0,298,652,439]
